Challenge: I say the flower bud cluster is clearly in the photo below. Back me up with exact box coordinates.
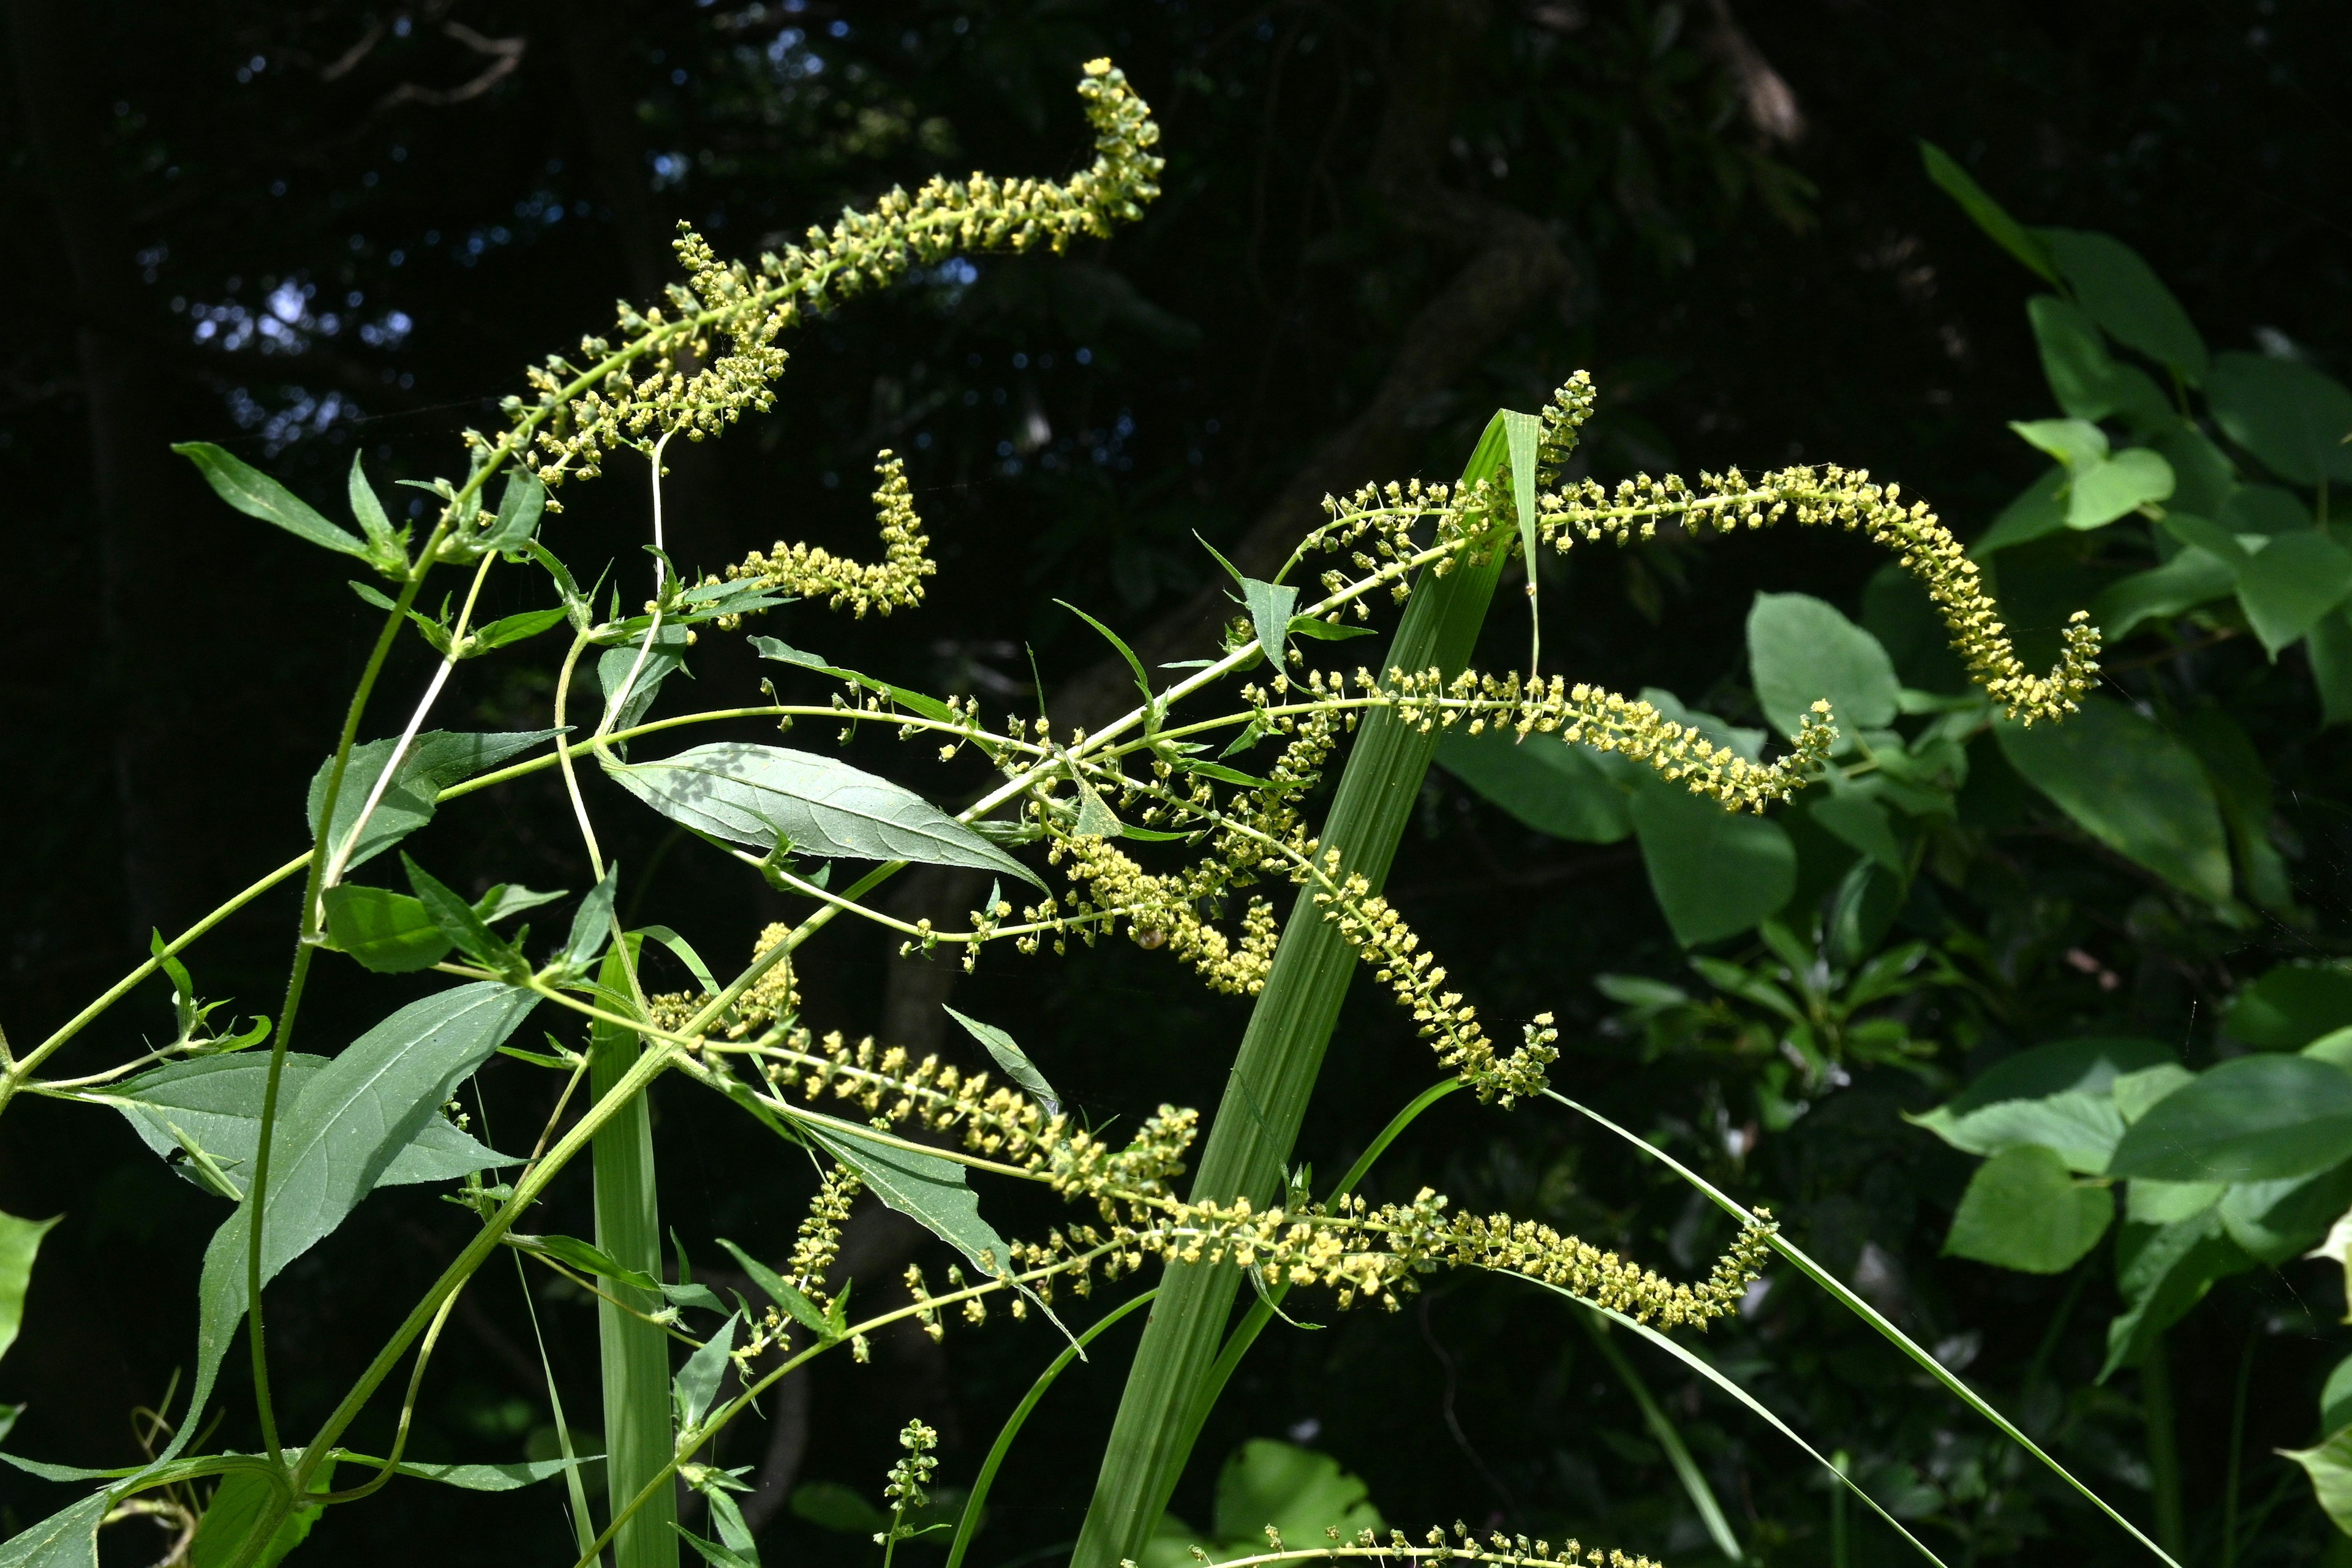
[724,451,935,617]
[1153,1522,1664,1568]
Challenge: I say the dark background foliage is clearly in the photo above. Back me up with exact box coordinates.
[4,1,2350,1564]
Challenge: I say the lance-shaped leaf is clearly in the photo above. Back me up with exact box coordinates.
[175,442,368,558]
[673,1313,741,1431]
[0,1491,108,1568]
[152,984,538,1472]
[0,1211,58,1365]
[309,728,559,873]
[607,742,1041,887]
[560,864,621,974]
[404,854,524,974]
[800,1120,1016,1280]
[945,1006,1062,1115]
[715,1237,830,1336]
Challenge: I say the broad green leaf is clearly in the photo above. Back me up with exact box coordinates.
[0,1211,58,1364]
[192,1463,318,1568]
[1072,775,1123,839]
[715,1237,829,1336]
[1811,790,1902,872]
[2114,1064,2194,1124]
[160,986,538,1471]
[2089,549,2235,639]
[792,1480,888,1534]
[1909,1038,2173,1174]
[2027,295,2174,427]
[0,1491,107,1568]
[2312,609,2352,728]
[801,1119,1016,1281]
[945,1005,1062,1115]
[2309,1028,2352,1072]
[673,1313,739,1431]
[1919,141,2056,282]
[2226,962,2352,1050]
[2237,529,2352,655]
[173,442,367,557]
[1628,781,1795,947]
[1240,578,1299,673]
[2107,1054,2352,1183]
[1994,696,2231,903]
[483,469,547,554]
[2283,1428,2352,1538]
[2217,1158,2352,1265]
[2323,1353,2352,1438]
[2208,350,2352,486]
[2010,417,2107,470]
[2038,228,2207,381]
[2101,1208,2253,1377]
[2065,448,2174,529]
[1747,591,1899,744]
[607,741,1041,887]
[2155,427,2239,514]
[308,728,558,873]
[2222,481,2315,536]
[598,622,692,737]
[1211,1439,1382,1546]
[2155,511,2248,568]
[1435,728,1632,844]
[2127,1180,2223,1226]
[1972,466,2070,557]
[322,884,451,972]
[101,1052,511,1195]
[1943,1145,2113,1273]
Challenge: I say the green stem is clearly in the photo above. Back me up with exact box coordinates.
[2144,1332,2184,1559]
[2225,1325,2256,1568]
[1579,1308,1744,1564]
[1830,1449,1851,1568]
[590,946,679,1568]
[1071,415,1520,1568]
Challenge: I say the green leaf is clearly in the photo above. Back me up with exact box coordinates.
[472,606,570,652]
[1240,578,1300,673]
[1919,141,2056,282]
[2066,448,2174,529]
[800,1119,1016,1282]
[0,1493,107,1567]
[2179,705,2294,914]
[100,1052,511,1195]
[2322,1354,2352,1439]
[1435,728,1632,844]
[2226,963,2352,1050]
[1746,591,1899,744]
[635,925,720,995]
[348,452,399,551]
[560,864,620,974]
[750,637,956,723]
[2010,417,2108,470]
[308,729,559,873]
[598,622,692,737]
[1286,614,1373,642]
[945,1006,1062,1115]
[173,442,368,557]
[2115,1064,2195,1124]
[2208,350,2352,486]
[191,1466,288,1565]
[403,853,522,974]
[2310,609,2352,727]
[606,742,1042,888]
[483,469,547,554]
[1972,466,2071,557]
[0,1211,58,1365]
[2100,1209,2253,1378]
[675,1528,762,1568]
[1057,600,1156,706]
[1628,781,1796,947]
[2283,1428,2352,1538]
[2107,1054,2352,1183]
[342,1453,589,1491]
[1994,697,2232,903]
[2223,481,2315,536]
[2237,529,2352,656]
[2038,228,2207,382]
[1909,1038,2173,1174]
[791,1480,888,1534]
[1211,1439,1383,1546]
[524,1232,662,1292]
[1943,1145,2113,1273]
[714,1238,829,1336]
[2027,295,2174,426]
[321,884,451,972]
[1072,775,1123,839]
[2217,1158,2352,1265]
[2155,427,2239,514]
[1502,408,1545,669]
[2089,549,2236,639]
[673,1312,739,1431]
[161,986,538,1471]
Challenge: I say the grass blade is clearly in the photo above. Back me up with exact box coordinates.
[1543,1088,2182,1568]
[1574,1306,1743,1563]
[1073,415,1520,1568]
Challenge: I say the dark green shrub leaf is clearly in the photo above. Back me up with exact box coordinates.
[1994,696,2232,903]
[2311,610,2352,727]
[1943,1145,2113,1273]
[2223,481,2315,536]
[2089,549,2236,639]
[1809,791,1902,871]
[606,741,1041,887]
[2108,1054,2352,1183]
[2323,1354,2352,1438]
[359,1455,589,1491]
[1747,591,1899,743]
[2224,962,2352,1050]
[2209,350,2352,486]
[946,1005,1062,1114]
[2027,295,2171,426]
[1210,1438,1383,1546]
[2217,1158,2352,1264]
[1435,728,1632,844]
[403,854,523,974]
[173,441,368,557]
[2101,1209,2253,1377]
[1628,782,1795,947]
[2237,529,2352,655]
[2039,228,2208,382]
[1910,1038,2171,1174]
[1972,466,2070,556]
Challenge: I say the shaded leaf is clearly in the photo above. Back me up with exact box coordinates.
[2217,1158,2352,1265]
[1943,1145,2113,1273]
[523,1232,661,1292]
[2237,530,2352,655]
[2101,1209,2252,1377]
[2283,1428,2352,1539]
[791,1480,888,1534]
[598,622,692,739]
[2226,963,2352,1050]
[404,854,522,973]
[1747,591,1898,744]
[322,885,451,973]
[2208,350,2352,486]
[607,741,1040,887]
[1212,1439,1383,1546]
[560,864,620,974]
[1972,466,2070,556]
[750,637,956,723]
[800,1120,1015,1282]
[308,728,558,873]
[0,1211,58,1365]
[2090,548,2235,639]
[1910,1037,2173,1174]
[2108,1054,2352,1183]
[1919,141,2056,282]
[673,1313,739,1431]
[2066,448,2173,529]
[2027,295,2173,427]
[1435,728,1632,844]
[1994,697,2232,902]
[1628,781,1795,947]
[2040,228,2207,381]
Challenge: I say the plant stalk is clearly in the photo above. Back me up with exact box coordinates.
[1070,415,1520,1568]
[2143,1331,2184,1559]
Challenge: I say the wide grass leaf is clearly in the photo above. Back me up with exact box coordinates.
[608,741,1039,886]
[2108,1054,2352,1183]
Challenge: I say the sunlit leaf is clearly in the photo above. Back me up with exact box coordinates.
[2108,1054,2352,1183]
[1943,1145,2113,1273]
[1747,591,1898,744]
[945,1006,1062,1115]
[174,441,368,557]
